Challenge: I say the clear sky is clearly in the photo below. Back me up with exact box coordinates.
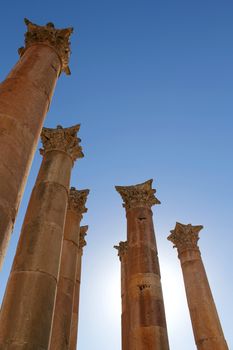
[0,1,232,349]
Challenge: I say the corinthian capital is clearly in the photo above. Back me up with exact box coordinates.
[114,241,128,261]
[40,125,84,162]
[68,187,90,215]
[79,225,88,251]
[18,18,73,75]
[115,179,160,210]
[168,222,203,251]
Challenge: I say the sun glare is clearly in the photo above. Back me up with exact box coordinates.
[161,262,188,329]
[103,268,121,323]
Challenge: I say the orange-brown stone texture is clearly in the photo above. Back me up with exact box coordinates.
[168,222,228,350]
[0,125,83,350]
[50,189,89,350]
[69,225,88,350]
[115,241,129,350]
[0,19,73,269]
[116,180,170,350]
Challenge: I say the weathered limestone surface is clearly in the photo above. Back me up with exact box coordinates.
[69,225,88,350]
[0,19,73,269]
[114,241,129,350]
[168,222,228,350]
[0,125,83,350]
[50,189,89,350]
[116,179,170,350]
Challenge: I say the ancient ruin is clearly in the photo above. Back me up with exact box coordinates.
[69,225,89,350]
[0,18,229,350]
[0,19,73,268]
[0,125,83,349]
[168,223,228,350]
[50,189,89,350]
[115,179,170,350]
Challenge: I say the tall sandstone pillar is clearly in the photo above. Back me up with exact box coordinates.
[115,179,170,350]
[114,241,129,350]
[69,225,88,350]
[0,18,73,268]
[0,125,83,350]
[168,222,228,350]
[50,188,89,350]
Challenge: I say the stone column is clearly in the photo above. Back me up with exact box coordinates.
[69,225,88,350]
[50,188,89,350]
[167,222,228,350]
[0,18,73,268]
[115,179,170,350]
[0,125,83,350]
[114,241,129,350]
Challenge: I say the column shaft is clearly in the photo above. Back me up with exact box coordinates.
[116,180,169,350]
[69,226,88,350]
[50,190,89,350]
[168,222,228,350]
[69,249,82,350]
[0,126,82,350]
[0,19,72,268]
[127,207,169,350]
[115,242,129,350]
[121,250,129,350]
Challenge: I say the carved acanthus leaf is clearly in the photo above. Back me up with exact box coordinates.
[79,225,88,250]
[115,179,160,210]
[40,125,84,162]
[167,222,203,251]
[18,18,73,75]
[68,187,90,215]
[114,241,128,261]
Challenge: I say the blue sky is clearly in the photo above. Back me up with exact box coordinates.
[0,1,232,349]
